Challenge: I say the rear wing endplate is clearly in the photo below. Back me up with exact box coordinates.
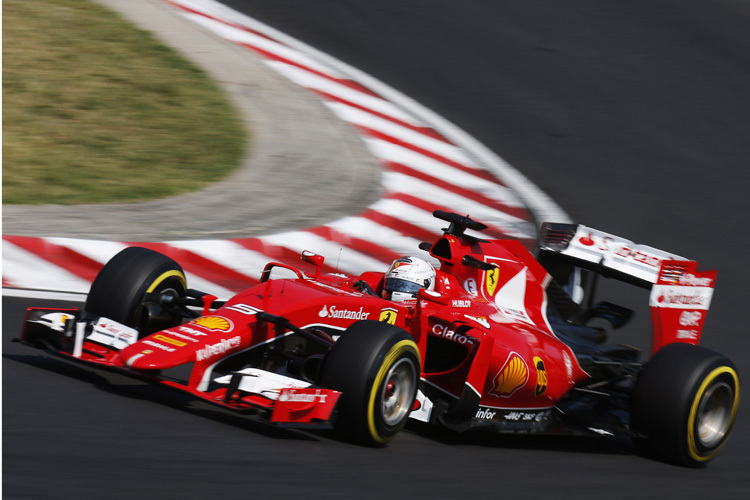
[537,223,716,353]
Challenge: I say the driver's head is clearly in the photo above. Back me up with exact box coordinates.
[383,256,436,302]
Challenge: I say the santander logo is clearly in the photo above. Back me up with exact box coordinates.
[318,305,370,321]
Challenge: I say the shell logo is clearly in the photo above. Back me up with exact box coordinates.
[192,316,233,332]
[491,352,529,397]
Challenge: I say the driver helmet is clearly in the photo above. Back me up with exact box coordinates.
[383,256,436,302]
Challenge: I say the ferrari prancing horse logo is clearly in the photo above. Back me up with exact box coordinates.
[485,267,499,296]
[379,307,398,325]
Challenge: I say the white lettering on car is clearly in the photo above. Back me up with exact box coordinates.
[431,323,476,345]
[318,305,371,321]
[195,336,242,361]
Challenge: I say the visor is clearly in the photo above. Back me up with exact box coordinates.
[384,278,423,296]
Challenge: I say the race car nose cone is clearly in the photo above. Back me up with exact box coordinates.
[123,352,159,369]
[119,338,196,370]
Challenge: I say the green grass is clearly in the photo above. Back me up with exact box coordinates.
[2,0,247,204]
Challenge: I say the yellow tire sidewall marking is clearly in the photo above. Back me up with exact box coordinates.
[686,366,740,462]
[366,339,420,443]
[146,270,186,293]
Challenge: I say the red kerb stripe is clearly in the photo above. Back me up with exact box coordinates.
[3,235,103,283]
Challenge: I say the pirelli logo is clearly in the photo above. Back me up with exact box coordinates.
[153,334,186,347]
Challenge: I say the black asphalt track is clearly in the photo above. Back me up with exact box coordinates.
[4,1,749,498]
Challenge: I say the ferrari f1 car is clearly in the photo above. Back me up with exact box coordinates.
[17,211,740,466]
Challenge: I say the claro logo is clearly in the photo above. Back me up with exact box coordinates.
[431,323,476,345]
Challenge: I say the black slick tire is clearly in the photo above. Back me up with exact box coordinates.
[319,320,420,446]
[631,343,740,467]
[85,247,187,336]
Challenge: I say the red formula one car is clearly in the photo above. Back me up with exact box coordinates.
[17,211,740,466]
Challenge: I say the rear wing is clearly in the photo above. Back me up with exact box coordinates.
[537,223,716,353]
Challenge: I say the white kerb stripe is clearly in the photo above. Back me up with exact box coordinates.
[181,272,236,300]
[326,217,426,255]
[365,138,522,206]
[181,13,342,79]
[260,231,389,273]
[324,101,477,167]
[2,240,92,293]
[45,238,128,265]
[368,199,448,234]
[265,61,422,126]
[381,172,527,226]
[167,239,271,279]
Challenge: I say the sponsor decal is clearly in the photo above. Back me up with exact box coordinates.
[225,303,261,315]
[431,323,477,345]
[318,305,371,321]
[271,388,341,424]
[464,315,490,329]
[195,336,242,361]
[278,388,331,404]
[676,329,699,340]
[491,352,528,397]
[627,250,660,268]
[379,307,398,324]
[166,331,200,343]
[475,407,551,423]
[533,356,547,396]
[651,286,712,309]
[485,267,499,296]
[142,340,175,353]
[679,311,702,327]
[499,306,530,323]
[475,407,497,420]
[452,299,471,308]
[578,232,596,247]
[679,273,713,287]
[178,326,207,337]
[504,410,550,422]
[92,319,137,341]
[562,351,573,379]
[153,334,187,347]
[192,316,233,332]
[464,278,478,295]
[576,232,661,268]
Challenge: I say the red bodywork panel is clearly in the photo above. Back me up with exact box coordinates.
[18,234,597,422]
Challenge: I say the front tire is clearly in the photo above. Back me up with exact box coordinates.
[319,320,420,446]
[631,343,740,466]
[85,247,187,336]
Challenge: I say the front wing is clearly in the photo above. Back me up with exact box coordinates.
[16,307,341,427]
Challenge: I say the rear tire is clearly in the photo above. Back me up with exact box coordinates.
[319,320,420,446]
[85,247,187,336]
[631,343,740,466]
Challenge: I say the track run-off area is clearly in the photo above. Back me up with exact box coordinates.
[2,0,566,300]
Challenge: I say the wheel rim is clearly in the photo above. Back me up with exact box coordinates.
[380,358,416,426]
[696,380,734,449]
